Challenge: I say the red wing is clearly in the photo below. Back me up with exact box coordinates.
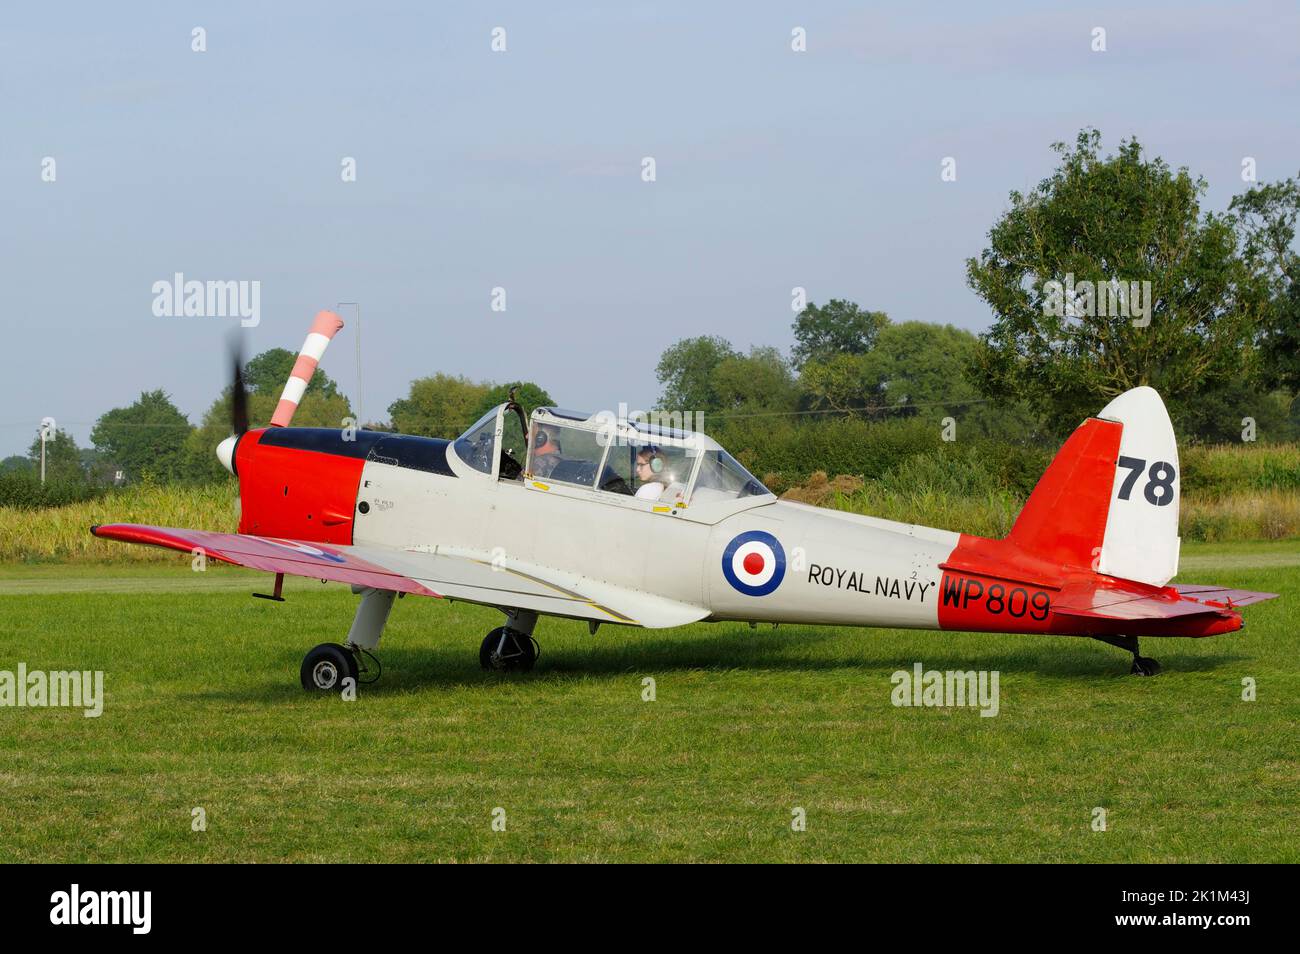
[90,524,441,597]
[89,523,710,628]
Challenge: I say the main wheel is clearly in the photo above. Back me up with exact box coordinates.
[1130,655,1162,677]
[479,627,537,672]
[301,643,360,692]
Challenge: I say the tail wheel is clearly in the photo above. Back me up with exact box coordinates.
[1130,655,1162,677]
[301,643,359,692]
[480,626,538,672]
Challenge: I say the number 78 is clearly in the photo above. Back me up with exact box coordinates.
[1116,456,1176,507]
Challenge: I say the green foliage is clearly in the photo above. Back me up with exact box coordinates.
[388,373,491,439]
[1,456,32,474]
[27,429,86,484]
[1181,442,1300,496]
[656,337,802,416]
[1173,385,1298,445]
[1231,173,1300,392]
[967,129,1269,434]
[91,389,192,483]
[654,335,738,412]
[184,387,353,483]
[468,381,555,423]
[797,322,1011,424]
[710,346,800,413]
[790,299,888,368]
[716,415,948,489]
[175,347,353,482]
[864,323,980,407]
[242,348,341,398]
[793,354,870,413]
[78,448,119,487]
[0,472,105,509]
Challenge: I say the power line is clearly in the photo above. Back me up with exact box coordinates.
[0,396,999,431]
[702,397,997,420]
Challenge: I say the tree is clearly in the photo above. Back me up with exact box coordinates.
[1175,381,1295,444]
[967,129,1269,433]
[388,374,491,438]
[27,428,85,483]
[798,353,880,414]
[182,351,355,482]
[800,322,976,412]
[242,348,342,399]
[91,389,193,483]
[655,336,738,412]
[468,381,556,423]
[711,347,800,414]
[791,300,889,369]
[80,447,121,486]
[1230,173,1300,392]
[1,455,32,474]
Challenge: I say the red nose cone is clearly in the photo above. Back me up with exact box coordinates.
[743,552,765,575]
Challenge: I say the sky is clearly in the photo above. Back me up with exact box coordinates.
[2,0,1297,456]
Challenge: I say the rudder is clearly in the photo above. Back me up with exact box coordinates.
[1005,386,1180,586]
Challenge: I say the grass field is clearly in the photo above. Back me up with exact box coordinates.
[0,541,1296,863]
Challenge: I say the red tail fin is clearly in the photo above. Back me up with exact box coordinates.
[1005,417,1122,571]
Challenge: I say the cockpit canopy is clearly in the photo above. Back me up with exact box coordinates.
[452,404,771,508]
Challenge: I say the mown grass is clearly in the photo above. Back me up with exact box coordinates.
[0,542,1295,862]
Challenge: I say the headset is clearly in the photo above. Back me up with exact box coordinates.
[639,447,665,474]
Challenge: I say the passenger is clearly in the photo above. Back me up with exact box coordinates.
[530,425,563,478]
[634,447,670,500]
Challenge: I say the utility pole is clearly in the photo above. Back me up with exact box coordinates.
[38,417,55,485]
[337,301,361,426]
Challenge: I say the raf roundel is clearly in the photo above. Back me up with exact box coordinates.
[722,530,786,596]
[265,539,348,564]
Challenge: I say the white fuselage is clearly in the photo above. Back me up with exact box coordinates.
[351,454,959,630]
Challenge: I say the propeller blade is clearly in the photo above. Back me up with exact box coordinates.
[229,334,249,436]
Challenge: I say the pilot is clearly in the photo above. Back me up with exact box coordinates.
[530,425,563,478]
[634,447,670,500]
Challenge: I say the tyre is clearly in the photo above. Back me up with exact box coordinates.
[479,627,537,672]
[301,643,359,692]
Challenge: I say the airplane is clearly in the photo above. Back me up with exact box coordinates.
[91,310,1277,690]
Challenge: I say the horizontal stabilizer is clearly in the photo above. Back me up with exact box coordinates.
[1050,578,1271,622]
[1170,584,1279,608]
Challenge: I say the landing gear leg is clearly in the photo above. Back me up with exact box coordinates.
[1092,634,1162,676]
[300,586,395,692]
[344,586,396,685]
[480,608,539,672]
